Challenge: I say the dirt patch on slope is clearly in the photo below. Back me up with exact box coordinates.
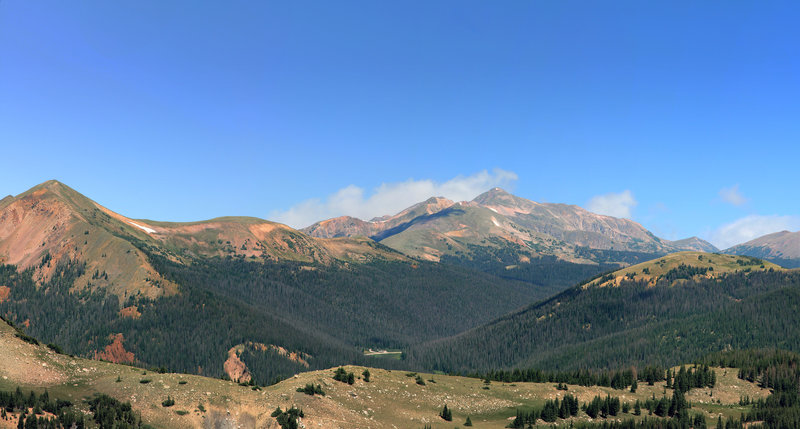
[118,306,141,319]
[223,346,251,383]
[93,333,135,364]
[0,286,9,302]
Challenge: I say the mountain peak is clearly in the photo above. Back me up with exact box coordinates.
[424,196,452,204]
[29,179,68,192]
[668,236,719,253]
[471,187,517,206]
[726,230,800,262]
[478,187,511,197]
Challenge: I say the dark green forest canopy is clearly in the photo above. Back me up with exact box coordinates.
[406,269,800,373]
[0,242,603,385]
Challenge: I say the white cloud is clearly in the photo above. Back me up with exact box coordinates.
[270,169,518,228]
[719,184,748,206]
[585,190,637,219]
[710,215,800,249]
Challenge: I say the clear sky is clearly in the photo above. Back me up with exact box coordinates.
[2,1,799,248]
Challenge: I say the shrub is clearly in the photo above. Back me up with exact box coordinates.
[297,383,325,396]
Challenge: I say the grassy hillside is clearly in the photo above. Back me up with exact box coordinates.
[0,318,771,428]
[586,251,784,288]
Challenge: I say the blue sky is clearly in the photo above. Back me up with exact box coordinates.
[2,1,799,248]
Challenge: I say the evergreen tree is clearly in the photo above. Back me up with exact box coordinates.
[439,404,452,421]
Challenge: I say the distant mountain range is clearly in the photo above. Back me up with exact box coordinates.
[304,187,718,265]
[725,230,800,268]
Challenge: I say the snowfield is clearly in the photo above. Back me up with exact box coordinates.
[128,221,156,234]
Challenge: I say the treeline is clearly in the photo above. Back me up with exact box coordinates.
[471,364,714,393]
[407,270,800,373]
[0,387,84,428]
[667,365,716,393]
[509,390,696,428]
[0,388,147,429]
[440,244,621,294]
[509,394,579,427]
[570,349,800,429]
[469,367,659,389]
[569,416,708,429]
[699,349,800,428]
[87,394,147,429]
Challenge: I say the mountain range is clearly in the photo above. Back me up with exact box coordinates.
[1,179,798,389]
[0,180,405,300]
[725,230,800,268]
[304,187,719,266]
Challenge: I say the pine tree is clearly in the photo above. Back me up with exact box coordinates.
[464,416,473,426]
[439,404,452,421]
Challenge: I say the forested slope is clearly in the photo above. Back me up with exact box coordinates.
[0,245,551,384]
[406,266,800,374]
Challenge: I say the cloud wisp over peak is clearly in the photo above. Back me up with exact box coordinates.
[271,169,518,229]
[585,190,637,219]
[710,214,800,249]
